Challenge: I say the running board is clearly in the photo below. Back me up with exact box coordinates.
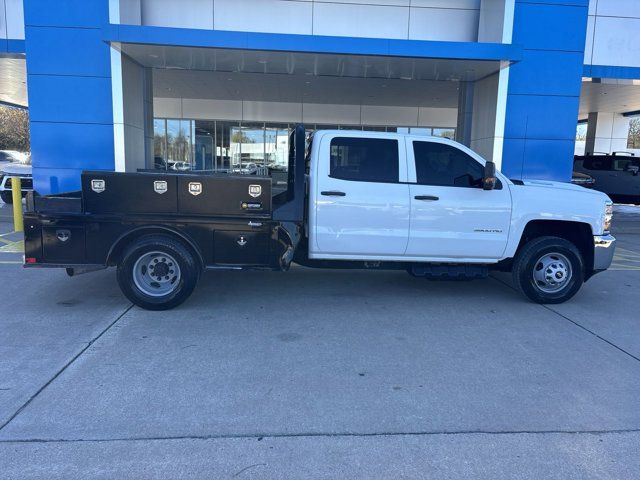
[410,264,489,280]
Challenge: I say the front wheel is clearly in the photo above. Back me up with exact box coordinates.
[512,236,584,304]
[117,235,200,310]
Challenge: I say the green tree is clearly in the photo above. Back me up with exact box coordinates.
[0,105,30,152]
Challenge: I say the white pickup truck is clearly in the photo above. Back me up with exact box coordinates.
[23,126,615,310]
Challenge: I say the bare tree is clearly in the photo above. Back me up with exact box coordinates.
[628,118,640,149]
[0,105,30,152]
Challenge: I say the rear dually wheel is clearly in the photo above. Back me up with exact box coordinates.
[117,234,200,310]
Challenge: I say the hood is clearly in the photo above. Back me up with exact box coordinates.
[0,163,32,176]
[520,178,603,196]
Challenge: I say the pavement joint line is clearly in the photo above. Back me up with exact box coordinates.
[0,302,135,433]
[489,275,640,365]
[541,304,640,364]
[2,428,640,445]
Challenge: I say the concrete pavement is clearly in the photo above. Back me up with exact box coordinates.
[0,201,639,479]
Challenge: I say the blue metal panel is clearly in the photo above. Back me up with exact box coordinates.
[584,65,640,80]
[32,167,88,194]
[508,50,583,97]
[516,0,588,6]
[6,40,26,54]
[503,1,589,182]
[0,39,25,54]
[107,24,523,62]
[502,137,575,181]
[504,95,580,141]
[501,138,526,179]
[25,26,111,77]
[520,139,576,181]
[24,0,114,195]
[23,0,109,28]
[28,75,114,125]
[513,2,587,52]
[29,122,115,171]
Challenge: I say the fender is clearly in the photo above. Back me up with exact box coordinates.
[106,224,206,268]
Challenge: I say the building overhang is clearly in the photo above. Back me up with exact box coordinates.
[104,24,521,85]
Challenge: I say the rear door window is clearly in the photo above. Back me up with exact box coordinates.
[330,137,399,183]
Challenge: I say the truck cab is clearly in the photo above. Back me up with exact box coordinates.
[23,126,616,310]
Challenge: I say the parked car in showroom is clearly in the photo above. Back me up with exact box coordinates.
[0,154,33,204]
[574,152,640,204]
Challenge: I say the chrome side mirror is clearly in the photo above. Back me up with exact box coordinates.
[483,161,497,190]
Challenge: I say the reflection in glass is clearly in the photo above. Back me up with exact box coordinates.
[153,119,167,170]
[432,128,455,140]
[194,121,216,171]
[153,118,456,176]
[237,123,267,175]
[167,120,193,170]
[266,125,290,194]
[216,121,236,171]
[409,128,432,136]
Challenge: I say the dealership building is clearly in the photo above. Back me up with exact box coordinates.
[1,0,639,194]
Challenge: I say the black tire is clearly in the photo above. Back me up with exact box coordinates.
[117,234,200,310]
[0,191,13,204]
[512,236,584,304]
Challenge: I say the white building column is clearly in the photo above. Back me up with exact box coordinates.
[111,48,154,172]
[585,112,630,155]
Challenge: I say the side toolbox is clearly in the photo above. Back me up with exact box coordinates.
[41,223,86,264]
[213,229,271,266]
[177,175,272,217]
[82,172,178,214]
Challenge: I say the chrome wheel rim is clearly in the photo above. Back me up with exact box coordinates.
[133,251,181,297]
[532,252,572,294]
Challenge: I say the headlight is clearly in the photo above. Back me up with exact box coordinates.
[603,202,613,234]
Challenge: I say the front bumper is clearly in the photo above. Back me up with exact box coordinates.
[593,234,616,272]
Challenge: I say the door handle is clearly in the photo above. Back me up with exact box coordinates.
[321,191,346,197]
[414,195,439,201]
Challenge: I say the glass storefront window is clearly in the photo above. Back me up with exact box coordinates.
[194,121,215,171]
[153,119,167,170]
[153,118,456,175]
[166,119,193,170]
[266,124,290,195]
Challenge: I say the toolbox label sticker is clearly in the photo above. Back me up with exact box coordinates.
[154,180,168,194]
[248,184,262,198]
[241,202,262,210]
[91,179,106,193]
[188,182,203,196]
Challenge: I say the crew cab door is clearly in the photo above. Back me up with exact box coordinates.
[406,138,511,260]
[311,133,410,257]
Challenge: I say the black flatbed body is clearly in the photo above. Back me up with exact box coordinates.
[23,126,308,272]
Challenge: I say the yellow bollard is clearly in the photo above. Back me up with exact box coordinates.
[11,176,23,233]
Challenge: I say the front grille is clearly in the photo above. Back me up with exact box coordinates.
[4,176,33,190]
